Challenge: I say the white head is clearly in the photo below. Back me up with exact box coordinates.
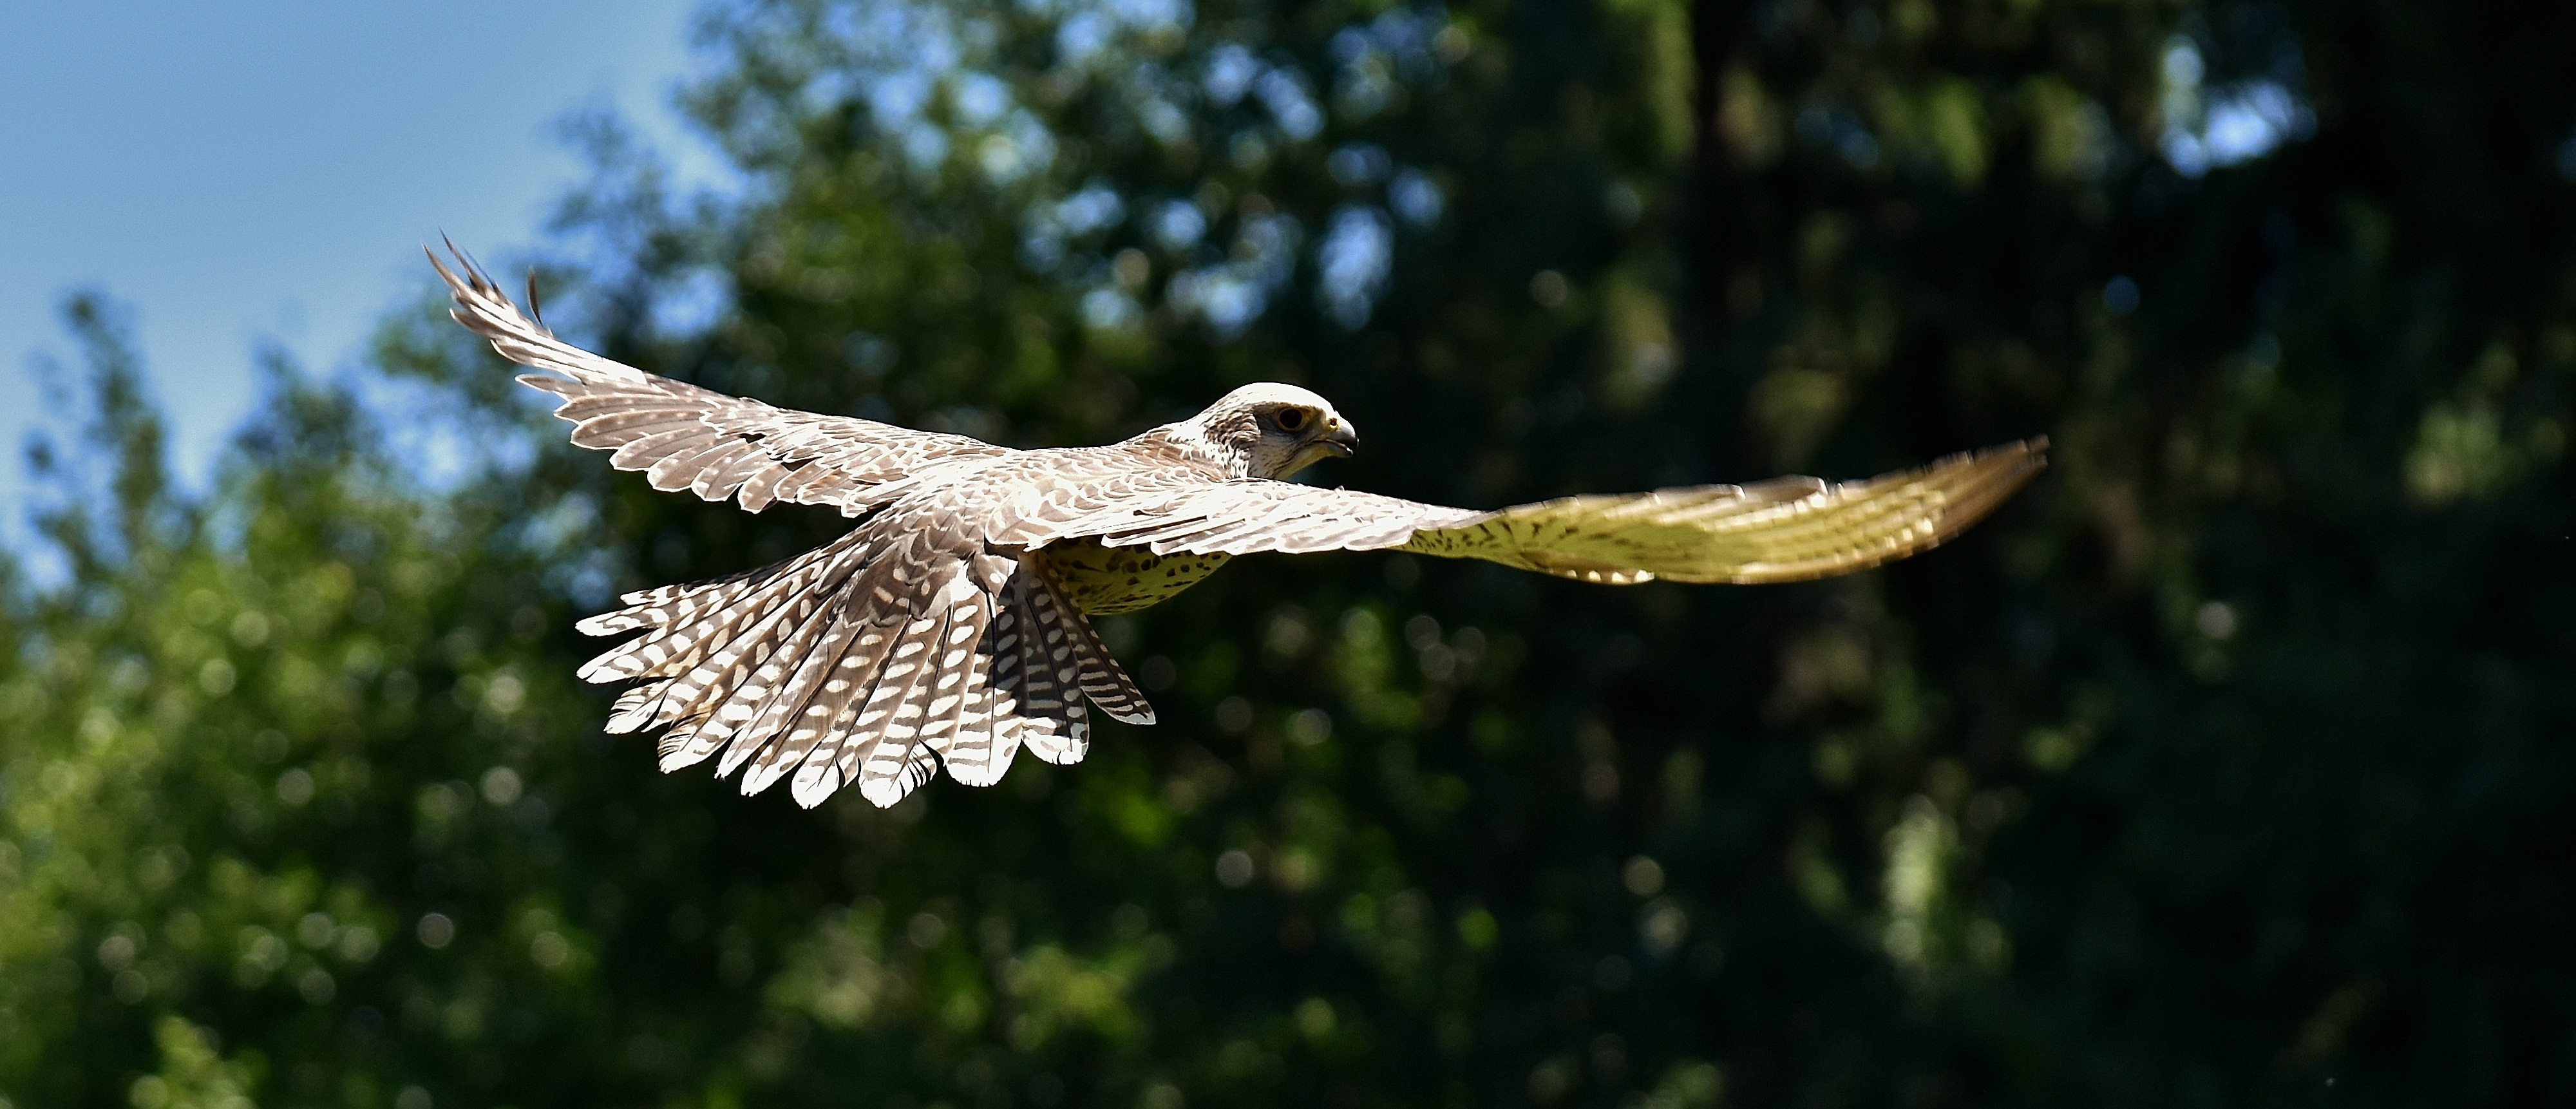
[1173,382,1359,480]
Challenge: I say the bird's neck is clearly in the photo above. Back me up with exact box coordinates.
[1130,423,1255,480]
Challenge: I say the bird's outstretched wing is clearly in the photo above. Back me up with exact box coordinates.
[430,246,1008,513]
[1061,439,2047,585]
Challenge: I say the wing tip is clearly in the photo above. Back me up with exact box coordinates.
[1962,433,2052,504]
[1475,434,2056,587]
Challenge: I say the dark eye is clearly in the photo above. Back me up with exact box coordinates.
[1274,408,1310,432]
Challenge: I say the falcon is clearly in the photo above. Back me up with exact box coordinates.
[431,249,2045,809]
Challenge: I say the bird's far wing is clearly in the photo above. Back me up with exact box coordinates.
[1400,439,2048,584]
[1061,439,2045,585]
[430,246,1009,514]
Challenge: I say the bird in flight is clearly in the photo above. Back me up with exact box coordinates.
[432,248,2044,810]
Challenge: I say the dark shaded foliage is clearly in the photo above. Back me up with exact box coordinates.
[3,1,2570,1106]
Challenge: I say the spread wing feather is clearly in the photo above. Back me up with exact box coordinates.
[782,617,902,807]
[915,552,1016,783]
[1405,439,2047,584]
[925,629,1005,787]
[1011,570,1095,766]
[732,612,866,795]
[1057,439,2045,585]
[430,245,1007,514]
[589,532,873,739]
[831,611,948,805]
[1040,579,1155,725]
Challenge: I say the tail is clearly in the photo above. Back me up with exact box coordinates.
[576,529,1151,808]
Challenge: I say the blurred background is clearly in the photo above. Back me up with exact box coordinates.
[3,0,2570,1105]
[0,0,708,525]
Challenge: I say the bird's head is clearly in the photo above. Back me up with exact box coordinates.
[1183,382,1359,480]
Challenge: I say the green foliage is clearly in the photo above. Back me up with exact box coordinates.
[4,0,2572,1106]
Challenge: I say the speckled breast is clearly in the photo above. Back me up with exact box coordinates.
[1030,537,1233,615]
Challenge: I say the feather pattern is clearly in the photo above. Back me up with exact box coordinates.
[1012,570,1094,766]
[431,248,1006,516]
[435,245,2043,808]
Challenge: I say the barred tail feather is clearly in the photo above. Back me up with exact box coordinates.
[1031,570,1154,726]
[647,585,840,772]
[915,572,998,750]
[577,531,868,685]
[576,551,800,637]
[1056,611,1153,726]
[703,582,853,779]
[1014,569,1092,766]
[579,533,1148,808]
[970,589,1030,782]
[602,541,864,744]
[849,606,959,807]
[783,616,905,808]
[734,612,866,797]
[933,638,1007,787]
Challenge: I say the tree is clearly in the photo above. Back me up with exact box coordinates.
[4,0,2570,1105]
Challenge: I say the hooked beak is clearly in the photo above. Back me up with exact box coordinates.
[1320,417,1359,458]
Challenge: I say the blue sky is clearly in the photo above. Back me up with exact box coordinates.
[0,0,713,535]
